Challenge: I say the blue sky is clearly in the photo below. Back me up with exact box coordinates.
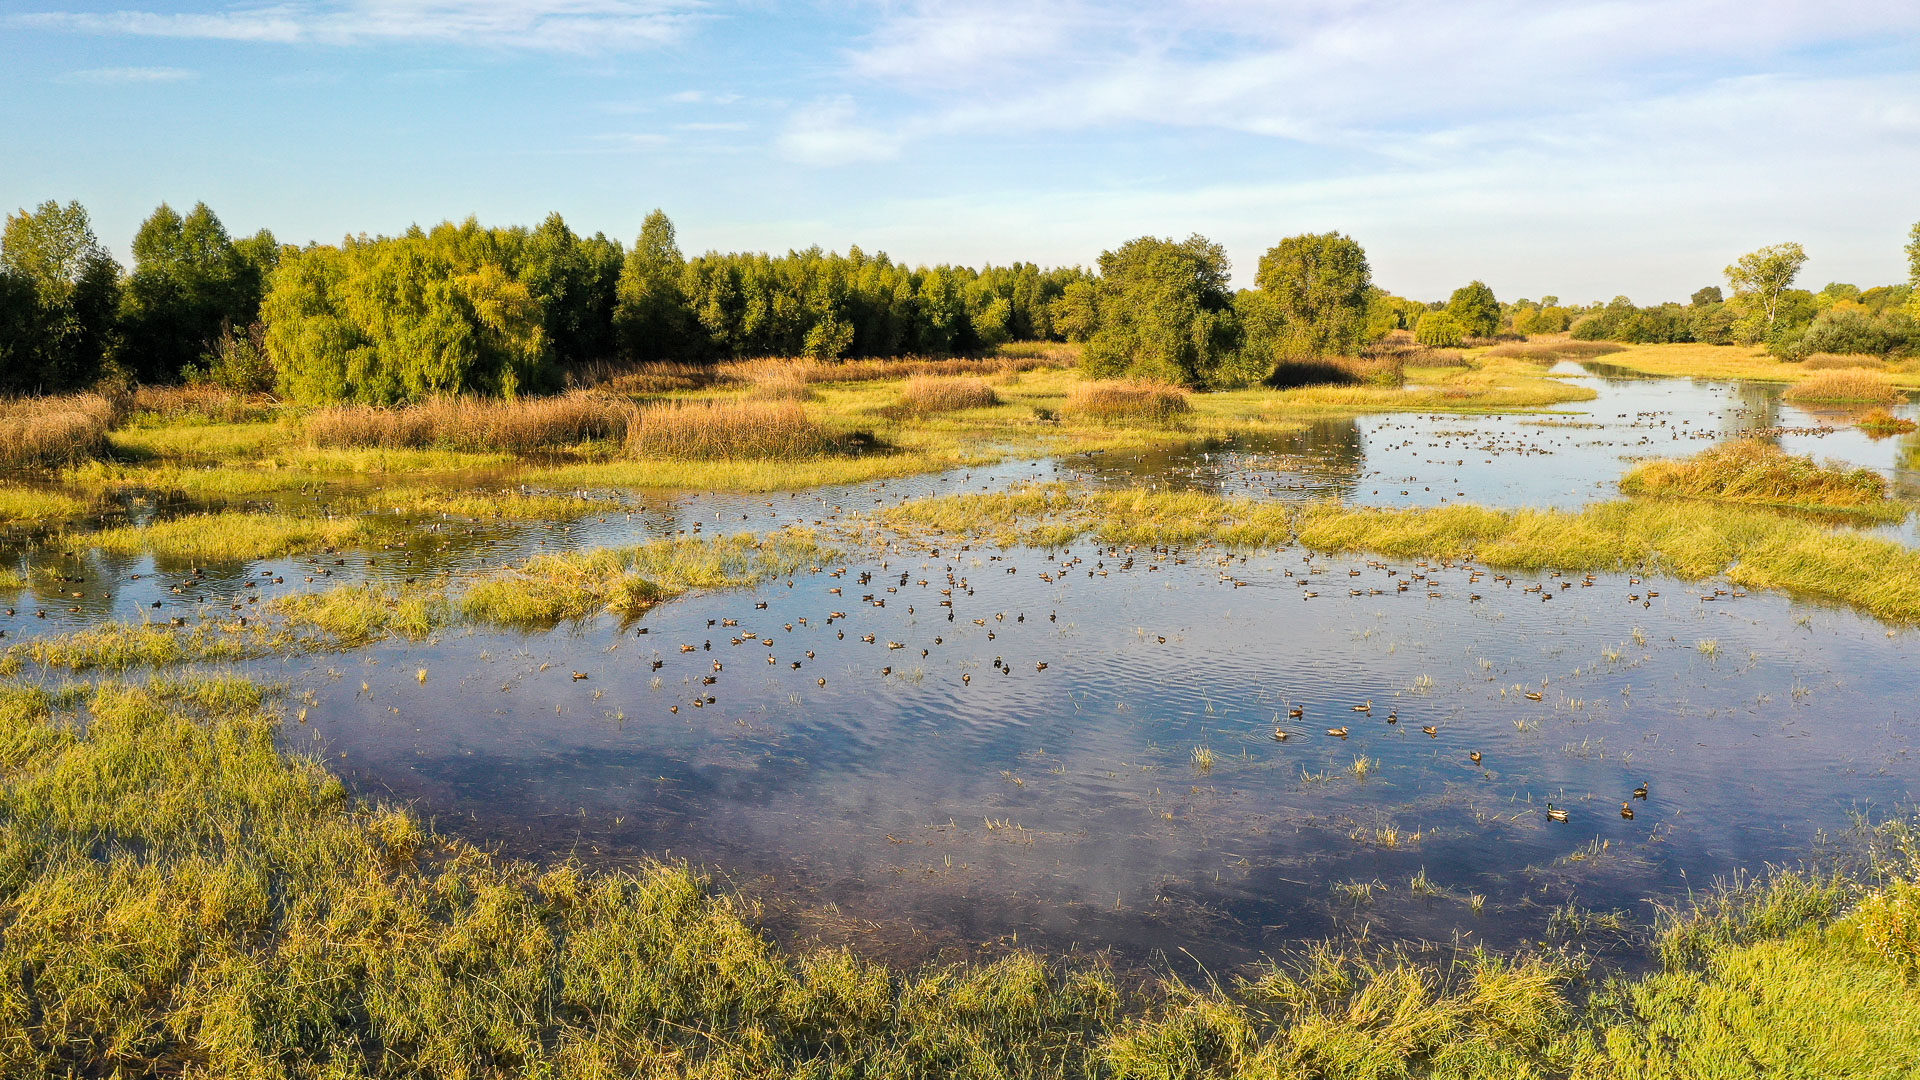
[3,0,1917,302]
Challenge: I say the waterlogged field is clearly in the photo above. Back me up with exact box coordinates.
[3,359,1920,1073]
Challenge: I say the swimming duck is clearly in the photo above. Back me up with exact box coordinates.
[1288,705,1304,719]
[1422,725,1438,737]
[1633,782,1649,800]
[1272,729,1290,741]
[1620,802,1635,820]
[1546,804,1570,823]
[1353,700,1372,713]
[1386,710,1398,724]
[1327,726,1349,738]
[1524,691,1543,701]
[1470,751,1482,765]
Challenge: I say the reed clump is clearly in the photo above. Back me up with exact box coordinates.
[1620,440,1891,513]
[741,364,819,402]
[898,375,1001,414]
[1857,408,1917,437]
[307,391,635,453]
[718,353,1062,386]
[1783,369,1903,404]
[128,385,278,424]
[1269,355,1406,389]
[1802,353,1887,371]
[1484,340,1624,363]
[0,394,117,469]
[1061,381,1192,426]
[626,399,833,459]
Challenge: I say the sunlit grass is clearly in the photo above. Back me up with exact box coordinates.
[1621,440,1899,518]
[71,512,380,561]
[0,485,95,523]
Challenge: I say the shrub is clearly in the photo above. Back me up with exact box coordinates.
[307,391,634,453]
[1415,311,1463,347]
[1782,369,1903,404]
[1061,380,1192,425]
[0,393,117,469]
[898,376,1000,414]
[626,399,833,459]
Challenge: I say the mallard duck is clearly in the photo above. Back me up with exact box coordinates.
[1288,705,1304,719]
[1620,802,1635,820]
[1422,725,1438,737]
[1470,751,1482,765]
[1353,700,1372,713]
[1546,804,1569,823]
[1327,726,1350,738]
[1633,782,1648,800]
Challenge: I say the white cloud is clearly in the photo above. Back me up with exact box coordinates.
[64,65,199,83]
[775,98,902,165]
[12,1,700,53]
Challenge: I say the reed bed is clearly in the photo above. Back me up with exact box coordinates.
[1,675,1913,1077]
[1857,408,1917,437]
[1483,340,1624,363]
[741,365,818,402]
[626,399,833,459]
[306,391,635,453]
[128,385,278,424]
[1061,380,1192,426]
[1782,369,1903,404]
[719,353,1061,387]
[0,394,117,469]
[898,375,1001,414]
[1620,440,1891,513]
[1268,355,1405,388]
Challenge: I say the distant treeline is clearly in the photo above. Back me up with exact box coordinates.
[8,200,1918,403]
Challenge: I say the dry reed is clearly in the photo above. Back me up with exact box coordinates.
[898,376,1000,414]
[718,354,1060,386]
[1484,340,1625,363]
[626,399,833,459]
[1803,353,1887,371]
[1269,355,1406,389]
[1062,380,1192,425]
[306,391,635,453]
[0,394,117,469]
[130,385,277,423]
[1783,369,1903,405]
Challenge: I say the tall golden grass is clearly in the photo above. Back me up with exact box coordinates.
[130,385,278,423]
[1621,439,1890,511]
[1783,369,1903,405]
[741,365,818,402]
[626,399,833,459]
[1802,353,1887,371]
[0,394,117,469]
[898,376,1000,414]
[718,354,1061,386]
[1269,355,1406,388]
[306,391,635,453]
[1062,380,1192,425]
[1484,340,1624,363]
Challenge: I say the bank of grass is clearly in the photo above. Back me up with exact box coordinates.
[307,391,635,453]
[1269,356,1598,411]
[0,619,291,674]
[1783,369,1904,405]
[1,676,1915,1077]
[880,483,1920,623]
[73,511,381,562]
[1621,440,1899,518]
[898,375,1001,414]
[0,393,117,469]
[0,485,97,524]
[1062,380,1193,425]
[1483,338,1625,363]
[274,582,450,644]
[461,528,833,627]
[627,399,835,459]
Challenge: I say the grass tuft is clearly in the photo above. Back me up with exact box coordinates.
[1061,381,1192,426]
[1783,369,1903,404]
[626,399,834,460]
[0,394,117,469]
[1620,440,1893,515]
[308,391,635,453]
[899,376,1001,414]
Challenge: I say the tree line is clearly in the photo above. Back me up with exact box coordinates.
[10,198,1914,403]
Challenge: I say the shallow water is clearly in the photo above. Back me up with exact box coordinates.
[8,364,1920,971]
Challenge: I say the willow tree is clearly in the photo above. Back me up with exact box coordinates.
[1240,232,1373,374]
[1082,234,1240,387]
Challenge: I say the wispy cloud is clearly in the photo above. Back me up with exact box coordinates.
[775,97,902,165]
[12,1,701,53]
[64,65,199,83]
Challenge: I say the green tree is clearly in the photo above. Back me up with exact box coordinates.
[1246,232,1372,364]
[119,202,269,383]
[1724,242,1808,341]
[1414,310,1463,347]
[1445,281,1501,338]
[1690,286,1723,306]
[1049,279,1099,342]
[522,212,624,367]
[0,200,121,392]
[1082,234,1239,387]
[613,210,692,362]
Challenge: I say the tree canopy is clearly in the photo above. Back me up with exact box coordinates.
[1724,242,1807,342]
[119,202,276,383]
[1445,281,1501,339]
[1082,234,1241,387]
[0,200,121,392]
[1244,232,1373,364]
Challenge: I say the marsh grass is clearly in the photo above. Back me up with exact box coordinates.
[1781,369,1904,404]
[1484,339,1624,363]
[275,582,450,644]
[627,399,835,460]
[461,529,832,627]
[0,619,288,673]
[1802,353,1887,371]
[72,511,380,561]
[1620,440,1895,516]
[1061,381,1192,426]
[0,394,117,469]
[0,679,1915,1076]
[1857,408,1917,437]
[1267,355,1405,389]
[898,376,1001,414]
[128,384,279,424]
[0,485,95,523]
[308,391,635,453]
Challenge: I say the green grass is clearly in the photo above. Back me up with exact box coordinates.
[2,675,1913,1076]
[71,512,382,562]
[462,529,833,627]
[0,619,289,674]
[0,485,94,524]
[273,582,450,644]
[878,483,1920,623]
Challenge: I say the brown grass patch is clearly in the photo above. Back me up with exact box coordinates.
[1783,369,1903,405]
[581,361,718,395]
[718,354,1062,386]
[741,365,819,402]
[627,399,833,459]
[1485,340,1625,363]
[0,394,117,469]
[307,391,635,454]
[1803,353,1887,371]
[1269,355,1406,389]
[1620,439,1890,511]
[898,376,1000,414]
[1857,408,1917,437]
[1062,380,1192,425]
[130,385,278,424]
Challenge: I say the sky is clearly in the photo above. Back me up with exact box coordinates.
[3,0,1917,302]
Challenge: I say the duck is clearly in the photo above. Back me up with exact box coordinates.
[1470,751,1482,765]
[1353,700,1372,713]
[1633,782,1649,800]
[1422,725,1438,737]
[1386,710,1398,724]
[1272,729,1291,741]
[570,671,588,681]
[1620,802,1635,820]
[1287,705,1304,719]
[1546,804,1570,823]
[1327,726,1349,738]
[1524,691,1543,702]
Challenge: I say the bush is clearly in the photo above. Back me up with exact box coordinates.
[307,391,634,453]
[0,393,117,468]
[1785,307,1915,359]
[1782,370,1903,404]
[898,376,1000,414]
[1415,311,1463,347]
[1061,380,1192,425]
[626,400,833,459]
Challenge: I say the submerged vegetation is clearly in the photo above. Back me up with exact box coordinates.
[0,677,1913,1077]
